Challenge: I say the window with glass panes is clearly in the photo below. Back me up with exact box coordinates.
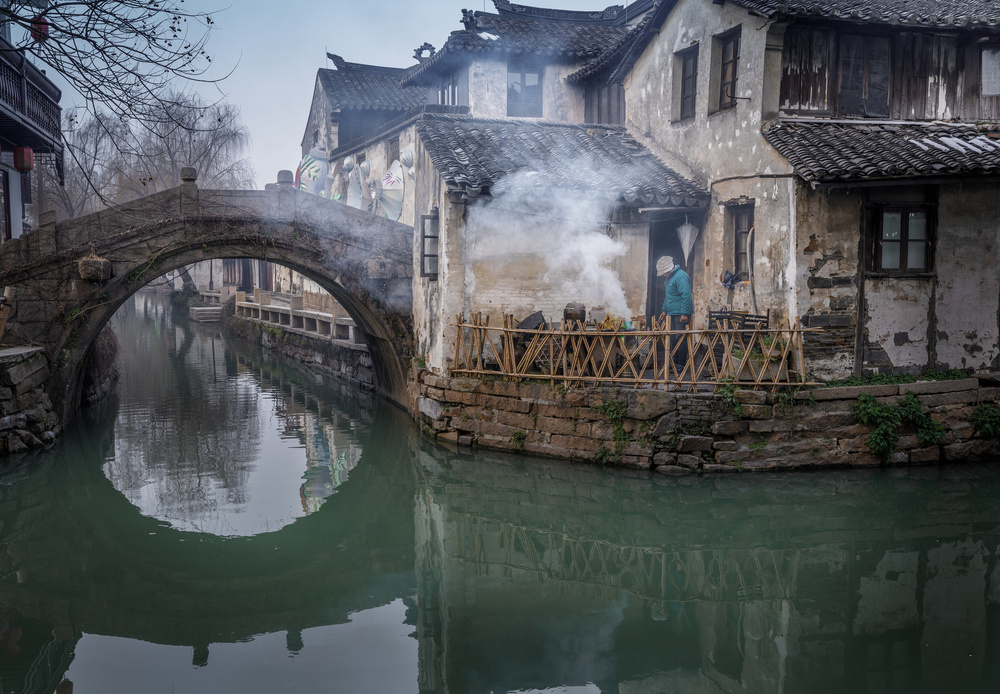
[871,208,932,273]
[677,46,698,120]
[421,214,440,279]
[718,31,740,110]
[733,205,753,276]
[507,61,543,117]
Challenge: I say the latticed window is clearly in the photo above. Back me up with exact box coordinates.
[507,61,542,117]
[421,213,440,279]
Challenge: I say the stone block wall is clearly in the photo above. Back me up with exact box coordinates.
[225,315,376,392]
[0,347,59,456]
[415,373,1000,472]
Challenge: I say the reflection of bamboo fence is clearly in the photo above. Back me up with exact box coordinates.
[451,313,820,391]
[453,514,799,603]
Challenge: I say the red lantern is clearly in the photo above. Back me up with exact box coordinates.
[30,16,48,42]
[13,147,33,172]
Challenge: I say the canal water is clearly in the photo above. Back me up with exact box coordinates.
[0,291,998,693]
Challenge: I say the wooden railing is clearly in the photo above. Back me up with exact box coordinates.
[451,313,820,391]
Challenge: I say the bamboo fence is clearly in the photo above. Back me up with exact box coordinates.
[451,313,821,391]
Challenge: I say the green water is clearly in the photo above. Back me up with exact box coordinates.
[0,291,998,693]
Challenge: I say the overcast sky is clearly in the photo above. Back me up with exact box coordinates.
[129,0,620,187]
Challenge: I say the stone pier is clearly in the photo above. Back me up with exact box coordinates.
[0,347,59,455]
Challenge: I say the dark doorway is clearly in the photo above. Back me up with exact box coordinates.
[646,217,689,323]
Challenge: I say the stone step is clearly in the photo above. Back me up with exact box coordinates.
[189,306,223,322]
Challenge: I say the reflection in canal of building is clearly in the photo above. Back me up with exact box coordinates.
[0,290,996,692]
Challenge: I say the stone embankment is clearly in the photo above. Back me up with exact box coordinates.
[224,310,376,392]
[416,373,1000,471]
[0,348,59,455]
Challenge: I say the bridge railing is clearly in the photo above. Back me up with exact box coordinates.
[451,313,821,391]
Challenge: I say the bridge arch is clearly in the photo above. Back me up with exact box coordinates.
[0,177,415,420]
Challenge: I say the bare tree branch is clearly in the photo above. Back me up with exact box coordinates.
[0,0,222,127]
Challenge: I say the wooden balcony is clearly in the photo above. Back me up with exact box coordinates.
[0,36,62,156]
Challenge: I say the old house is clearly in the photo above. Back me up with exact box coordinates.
[0,33,62,243]
[575,0,1000,377]
[299,1,710,370]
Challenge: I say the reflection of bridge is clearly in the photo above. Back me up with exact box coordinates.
[0,388,417,653]
[0,170,415,417]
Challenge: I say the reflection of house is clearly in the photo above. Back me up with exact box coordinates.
[413,451,1000,692]
[300,0,1000,379]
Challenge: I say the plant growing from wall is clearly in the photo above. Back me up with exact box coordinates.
[509,430,526,451]
[595,398,631,464]
[717,377,742,417]
[850,391,945,462]
[971,402,1000,439]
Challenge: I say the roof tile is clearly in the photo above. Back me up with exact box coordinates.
[728,0,1000,28]
[415,114,707,205]
[763,121,1000,183]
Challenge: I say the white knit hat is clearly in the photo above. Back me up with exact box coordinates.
[656,256,675,276]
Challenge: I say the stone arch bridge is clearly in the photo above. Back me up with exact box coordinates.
[0,171,415,420]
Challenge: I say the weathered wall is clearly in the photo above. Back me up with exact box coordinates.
[795,186,862,379]
[0,348,59,456]
[467,58,508,119]
[465,58,585,122]
[623,0,799,333]
[416,373,1000,471]
[934,183,1000,370]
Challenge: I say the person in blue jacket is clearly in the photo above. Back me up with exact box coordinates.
[657,256,693,374]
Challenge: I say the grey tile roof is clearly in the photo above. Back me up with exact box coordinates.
[728,0,1000,28]
[317,57,426,112]
[415,114,707,205]
[402,11,630,85]
[567,0,669,83]
[763,120,1000,183]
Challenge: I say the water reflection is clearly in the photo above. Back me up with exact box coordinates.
[106,292,366,535]
[0,291,998,691]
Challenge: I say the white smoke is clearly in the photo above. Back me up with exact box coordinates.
[464,171,632,320]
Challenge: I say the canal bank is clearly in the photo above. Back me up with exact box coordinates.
[413,372,1000,472]
[211,291,1000,473]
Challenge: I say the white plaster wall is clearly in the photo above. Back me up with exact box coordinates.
[865,279,932,367]
[543,64,586,122]
[934,184,1000,370]
[467,58,585,122]
[624,0,791,182]
[468,58,508,119]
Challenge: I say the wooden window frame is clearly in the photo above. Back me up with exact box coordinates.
[836,32,891,117]
[866,203,936,275]
[717,29,741,111]
[421,213,440,279]
[732,204,753,276]
[507,61,543,117]
[677,45,699,121]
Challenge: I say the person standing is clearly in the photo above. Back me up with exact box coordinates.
[657,256,693,375]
